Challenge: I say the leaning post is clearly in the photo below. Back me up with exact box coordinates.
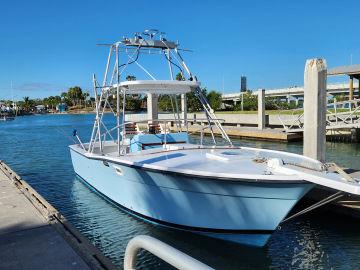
[181,94,187,125]
[147,93,158,123]
[303,59,327,162]
[258,89,265,130]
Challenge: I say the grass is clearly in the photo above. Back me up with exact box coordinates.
[215,108,359,115]
[215,110,304,115]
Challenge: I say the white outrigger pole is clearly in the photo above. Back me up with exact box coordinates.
[87,30,232,156]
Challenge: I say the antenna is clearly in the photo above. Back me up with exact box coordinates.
[11,81,14,104]
[160,32,166,41]
[143,29,159,39]
[222,75,224,94]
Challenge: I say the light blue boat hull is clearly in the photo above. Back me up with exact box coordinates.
[70,148,313,247]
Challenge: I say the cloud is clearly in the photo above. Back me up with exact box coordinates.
[13,82,56,91]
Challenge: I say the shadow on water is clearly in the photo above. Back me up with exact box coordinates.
[1,114,360,269]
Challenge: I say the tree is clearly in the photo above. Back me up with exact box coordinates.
[186,88,207,112]
[44,96,61,110]
[67,86,83,106]
[82,92,90,108]
[126,75,136,81]
[175,72,206,112]
[241,91,258,111]
[61,92,71,106]
[158,95,174,111]
[206,90,222,111]
[22,96,33,112]
[125,95,142,111]
[176,72,185,81]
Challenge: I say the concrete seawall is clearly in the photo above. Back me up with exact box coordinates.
[126,113,302,141]
[125,112,290,127]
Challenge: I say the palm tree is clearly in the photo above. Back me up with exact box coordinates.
[23,96,32,112]
[82,92,90,108]
[67,86,83,107]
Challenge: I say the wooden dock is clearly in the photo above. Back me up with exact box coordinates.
[0,161,115,270]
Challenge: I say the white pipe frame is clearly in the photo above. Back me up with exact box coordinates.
[87,35,233,156]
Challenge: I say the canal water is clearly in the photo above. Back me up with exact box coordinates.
[0,114,359,269]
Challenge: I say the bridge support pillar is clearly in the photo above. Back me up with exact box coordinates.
[258,89,265,130]
[303,59,327,162]
[349,75,354,101]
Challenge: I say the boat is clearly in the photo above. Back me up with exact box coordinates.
[0,113,15,121]
[70,30,360,247]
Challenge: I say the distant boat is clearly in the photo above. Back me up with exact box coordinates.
[70,30,360,247]
[0,114,15,121]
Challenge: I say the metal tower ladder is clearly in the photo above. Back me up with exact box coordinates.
[195,86,232,145]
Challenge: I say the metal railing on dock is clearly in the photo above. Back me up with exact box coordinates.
[279,99,360,133]
[124,235,213,270]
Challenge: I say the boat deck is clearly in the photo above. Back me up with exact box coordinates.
[80,142,331,182]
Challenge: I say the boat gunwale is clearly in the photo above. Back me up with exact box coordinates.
[69,145,312,184]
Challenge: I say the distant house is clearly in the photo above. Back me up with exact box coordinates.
[56,103,67,113]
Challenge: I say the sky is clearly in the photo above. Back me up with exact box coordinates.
[0,0,359,100]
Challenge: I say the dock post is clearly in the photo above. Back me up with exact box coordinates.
[351,128,360,143]
[147,93,158,123]
[303,59,327,162]
[258,89,265,130]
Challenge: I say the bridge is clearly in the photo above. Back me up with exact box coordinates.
[222,82,360,104]
[222,64,360,105]
[219,63,360,141]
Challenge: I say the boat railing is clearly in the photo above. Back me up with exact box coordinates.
[87,117,227,155]
[98,118,225,142]
[124,235,213,270]
[187,124,219,146]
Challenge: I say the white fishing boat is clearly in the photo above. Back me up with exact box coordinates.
[70,30,360,246]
